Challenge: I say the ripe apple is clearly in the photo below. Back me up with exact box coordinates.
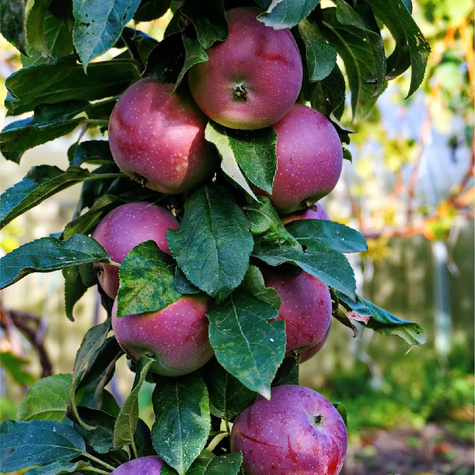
[108,77,217,194]
[230,384,348,475]
[110,456,163,474]
[257,104,343,213]
[188,7,303,130]
[93,202,178,298]
[263,268,332,360]
[281,202,330,225]
[111,294,214,376]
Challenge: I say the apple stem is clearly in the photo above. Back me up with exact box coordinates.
[82,452,116,472]
[206,431,229,452]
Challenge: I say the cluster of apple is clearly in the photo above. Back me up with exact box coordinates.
[95,6,347,475]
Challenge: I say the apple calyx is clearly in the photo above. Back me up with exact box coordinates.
[314,414,323,425]
[133,172,148,187]
[233,83,248,100]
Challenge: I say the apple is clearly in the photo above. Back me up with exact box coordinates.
[188,7,303,130]
[108,77,217,194]
[93,202,178,298]
[281,202,330,225]
[257,104,343,213]
[110,456,163,474]
[263,268,332,360]
[111,294,214,376]
[230,384,348,475]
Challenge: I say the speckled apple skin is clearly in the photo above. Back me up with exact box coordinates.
[108,78,217,194]
[281,202,330,225]
[92,202,178,299]
[112,295,213,376]
[263,270,332,358]
[230,385,348,475]
[110,456,163,474]
[188,7,303,130]
[260,104,343,213]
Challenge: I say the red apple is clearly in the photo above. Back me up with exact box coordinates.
[281,202,330,225]
[230,385,348,475]
[188,7,303,130]
[263,269,332,360]
[110,456,163,474]
[108,78,217,194]
[111,294,213,376]
[92,202,178,298]
[258,104,343,213]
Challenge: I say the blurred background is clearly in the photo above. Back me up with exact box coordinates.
[1,1,473,474]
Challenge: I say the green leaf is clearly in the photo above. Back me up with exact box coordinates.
[285,219,368,253]
[310,64,346,119]
[5,56,138,116]
[365,0,430,96]
[17,374,72,422]
[257,0,321,29]
[72,0,142,69]
[25,460,92,475]
[206,292,286,399]
[0,419,85,472]
[167,185,253,302]
[0,165,92,228]
[134,0,171,22]
[70,140,114,166]
[298,18,337,82]
[152,373,211,474]
[201,359,257,420]
[113,356,154,448]
[0,235,109,290]
[72,407,116,454]
[62,263,97,321]
[174,268,201,295]
[117,241,181,317]
[181,0,227,49]
[0,0,27,55]
[239,265,281,310]
[187,450,243,475]
[205,122,277,195]
[0,351,35,386]
[174,36,208,93]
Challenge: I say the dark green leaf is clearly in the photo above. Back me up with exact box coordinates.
[174,36,208,93]
[63,263,98,321]
[272,354,300,386]
[144,33,185,83]
[205,122,277,195]
[70,140,114,166]
[134,0,171,22]
[25,460,92,475]
[174,268,201,295]
[72,408,116,454]
[0,235,109,290]
[0,351,35,386]
[187,450,243,475]
[117,241,181,317]
[206,292,286,399]
[72,0,142,69]
[167,185,253,302]
[152,373,211,474]
[257,0,320,29]
[0,0,27,55]
[309,64,346,119]
[17,374,72,422]
[0,419,85,472]
[298,18,337,82]
[239,265,281,310]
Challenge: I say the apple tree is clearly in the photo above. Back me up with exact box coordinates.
[0,0,430,473]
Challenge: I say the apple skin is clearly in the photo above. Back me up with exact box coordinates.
[230,385,348,475]
[108,77,217,194]
[281,202,330,225]
[263,269,332,360]
[258,104,343,213]
[110,456,163,474]
[111,294,214,376]
[188,7,303,130]
[92,202,178,299]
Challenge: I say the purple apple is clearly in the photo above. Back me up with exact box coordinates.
[111,294,213,376]
[111,456,163,474]
[108,77,217,194]
[188,7,303,130]
[258,104,343,213]
[263,269,332,360]
[92,202,178,298]
[281,202,330,225]
[230,385,348,475]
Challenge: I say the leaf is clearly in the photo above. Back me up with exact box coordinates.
[0,166,92,228]
[72,408,116,454]
[0,0,27,55]
[0,419,85,473]
[174,36,208,93]
[206,292,286,399]
[17,374,72,422]
[25,460,92,475]
[62,263,97,321]
[298,18,337,82]
[174,268,201,295]
[134,0,171,23]
[285,219,368,253]
[187,450,243,475]
[310,64,346,119]
[113,356,154,448]
[152,373,211,474]
[239,265,281,309]
[167,185,253,302]
[205,122,277,195]
[117,241,181,317]
[70,140,114,166]
[0,352,35,386]
[257,0,321,29]
[0,235,109,290]
[201,359,257,420]
[72,0,142,69]
[5,56,138,116]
